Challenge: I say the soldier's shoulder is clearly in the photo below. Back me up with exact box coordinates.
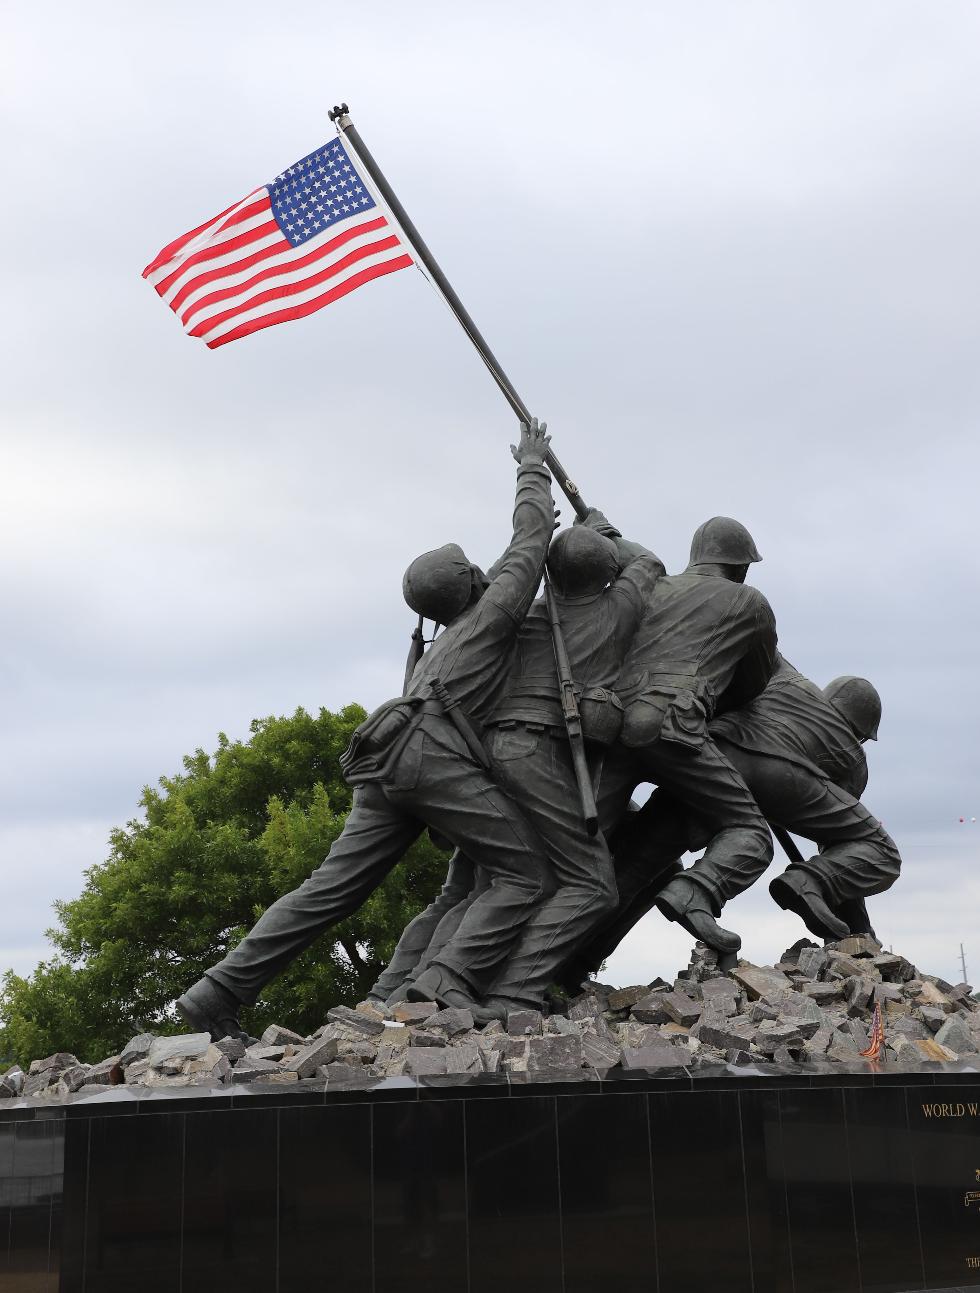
[739,581,770,604]
[738,582,775,617]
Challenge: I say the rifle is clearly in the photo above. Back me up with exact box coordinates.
[543,572,599,837]
[402,613,425,694]
[771,822,805,867]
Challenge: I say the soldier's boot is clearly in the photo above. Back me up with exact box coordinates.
[769,869,849,942]
[834,896,877,939]
[405,964,479,1012]
[470,996,537,1027]
[655,874,742,957]
[176,975,247,1044]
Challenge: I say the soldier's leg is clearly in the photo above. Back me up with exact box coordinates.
[594,743,643,836]
[792,835,901,905]
[397,721,550,1003]
[835,895,877,938]
[477,728,620,1010]
[723,746,901,936]
[561,791,689,986]
[406,864,492,985]
[552,744,657,986]
[642,736,773,891]
[368,851,477,1003]
[178,784,423,1034]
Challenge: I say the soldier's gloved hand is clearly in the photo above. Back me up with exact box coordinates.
[574,506,622,539]
[511,417,550,465]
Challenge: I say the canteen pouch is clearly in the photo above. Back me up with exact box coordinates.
[620,671,712,753]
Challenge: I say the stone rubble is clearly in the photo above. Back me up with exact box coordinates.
[5,937,979,1100]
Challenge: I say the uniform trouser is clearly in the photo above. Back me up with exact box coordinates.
[379,738,636,1003]
[207,716,548,1006]
[475,725,619,1006]
[719,744,902,906]
[368,852,477,1000]
[561,791,688,984]
[631,733,775,910]
[570,747,900,973]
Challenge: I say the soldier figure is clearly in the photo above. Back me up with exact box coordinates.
[761,669,899,938]
[568,656,901,977]
[610,517,778,956]
[387,509,665,1016]
[176,420,556,1039]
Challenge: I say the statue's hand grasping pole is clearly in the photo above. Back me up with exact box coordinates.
[329,104,589,519]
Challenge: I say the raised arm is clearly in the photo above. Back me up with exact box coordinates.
[483,419,555,620]
[573,506,666,623]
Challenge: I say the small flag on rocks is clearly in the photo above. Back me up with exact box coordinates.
[860,1002,885,1061]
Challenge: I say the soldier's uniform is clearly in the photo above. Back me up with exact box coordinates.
[613,520,778,923]
[191,452,556,1015]
[368,850,476,1003]
[477,532,665,1008]
[712,657,901,919]
[571,655,900,974]
[398,523,665,1010]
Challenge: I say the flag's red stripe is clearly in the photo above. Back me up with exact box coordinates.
[142,192,261,277]
[206,256,413,348]
[170,239,287,315]
[188,238,404,338]
[154,216,281,298]
[176,215,390,321]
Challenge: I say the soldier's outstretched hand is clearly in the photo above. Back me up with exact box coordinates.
[511,417,550,465]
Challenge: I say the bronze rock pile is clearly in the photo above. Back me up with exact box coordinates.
[4,936,979,1101]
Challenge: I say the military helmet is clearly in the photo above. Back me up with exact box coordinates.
[823,676,881,742]
[547,526,619,596]
[689,517,762,567]
[402,543,485,624]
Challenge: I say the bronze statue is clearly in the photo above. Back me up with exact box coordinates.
[177,420,557,1039]
[601,518,778,957]
[565,655,901,980]
[389,510,665,1018]
[173,413,905,1040]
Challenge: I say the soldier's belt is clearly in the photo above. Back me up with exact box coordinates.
[488,719,563,735]
[416,697,484,735]
[620,666,714,706]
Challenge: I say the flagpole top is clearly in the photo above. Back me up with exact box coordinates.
[329,103,351,130]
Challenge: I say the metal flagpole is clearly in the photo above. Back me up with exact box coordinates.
[329,103,590,519]
[772,823,806,867]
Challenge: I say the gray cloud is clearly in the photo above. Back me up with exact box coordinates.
[2,0,978,987]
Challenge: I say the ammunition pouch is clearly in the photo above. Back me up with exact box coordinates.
[577,687,624,747]
[339,696,423,780]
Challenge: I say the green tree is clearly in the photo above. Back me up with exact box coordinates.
[0,706,448,1066]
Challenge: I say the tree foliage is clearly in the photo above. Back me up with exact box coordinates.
[0,706,448,1065]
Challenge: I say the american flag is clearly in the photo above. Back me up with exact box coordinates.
[143,137,414,349]
[859,1001,885,1061]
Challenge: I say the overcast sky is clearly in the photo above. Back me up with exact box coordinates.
[3,1,979,997]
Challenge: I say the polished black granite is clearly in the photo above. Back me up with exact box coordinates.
[0,1066,978,1292]
[0,1111,62,1292]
